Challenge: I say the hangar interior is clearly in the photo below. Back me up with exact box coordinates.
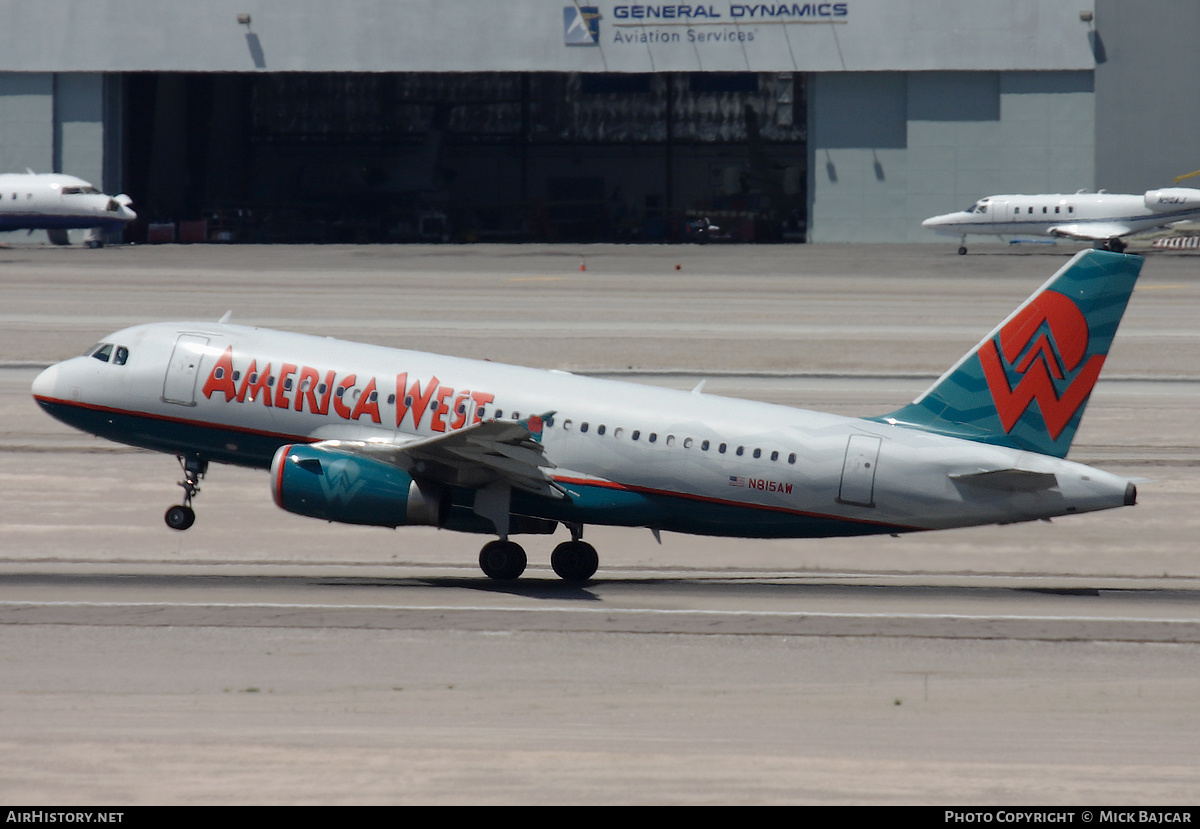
[121,71,807,243]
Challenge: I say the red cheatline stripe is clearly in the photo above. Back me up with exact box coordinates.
[34,395,318,445]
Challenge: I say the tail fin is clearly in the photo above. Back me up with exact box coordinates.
[877,249,1142,458]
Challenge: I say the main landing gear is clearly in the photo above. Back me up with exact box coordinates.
[477,525,599,583]
[165,455,207,531]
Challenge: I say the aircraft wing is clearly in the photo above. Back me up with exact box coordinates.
[1048,223,1138,241]
[312,414,566,499]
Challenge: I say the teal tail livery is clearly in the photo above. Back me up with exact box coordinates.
[878,250,1142,458]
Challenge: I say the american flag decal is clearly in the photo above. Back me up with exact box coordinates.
[729,476,746,487]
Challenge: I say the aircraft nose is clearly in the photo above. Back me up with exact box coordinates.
[32,362,59,400]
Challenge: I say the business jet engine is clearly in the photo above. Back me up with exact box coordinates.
[1144,188,1200,211]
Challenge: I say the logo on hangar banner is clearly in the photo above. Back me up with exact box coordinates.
[564,6,602,45]
[565,4,848,46]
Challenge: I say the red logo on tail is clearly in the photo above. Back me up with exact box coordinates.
[979,291,1104,440]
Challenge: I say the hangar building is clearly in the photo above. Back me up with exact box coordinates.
[0,0,1192,244]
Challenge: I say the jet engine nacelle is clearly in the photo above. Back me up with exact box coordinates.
[269,443,560,536]
[271,443,445,528]
[1144,188,1200,211]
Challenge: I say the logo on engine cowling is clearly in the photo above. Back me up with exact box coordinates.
[319,458,366,505]
[978,289,1105,441]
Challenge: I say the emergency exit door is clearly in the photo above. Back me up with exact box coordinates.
[162,334,210,406]
[838,434,881,507]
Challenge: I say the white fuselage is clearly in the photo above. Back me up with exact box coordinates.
[923,189,1200,242]
[0,173,136,235]
[31,321,1133,540]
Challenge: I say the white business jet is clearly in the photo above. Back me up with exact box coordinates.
[923,188,1200,254]
[0,171,136,247]
[32,250,1142,582]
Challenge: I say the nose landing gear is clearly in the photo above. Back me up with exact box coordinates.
[165,455,207,531]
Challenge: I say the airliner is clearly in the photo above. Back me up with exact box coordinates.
[923,188,1200,254]
[0,171,136,247]
[32,250,1142,582]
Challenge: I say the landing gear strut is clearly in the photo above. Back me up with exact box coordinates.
[165,455,207,531]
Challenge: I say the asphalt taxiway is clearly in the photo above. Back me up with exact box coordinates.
[1,242,1198,804]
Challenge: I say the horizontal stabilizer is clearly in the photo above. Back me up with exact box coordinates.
[949,469,1058,492]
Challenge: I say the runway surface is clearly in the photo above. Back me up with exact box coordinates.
[1,242,1199,803]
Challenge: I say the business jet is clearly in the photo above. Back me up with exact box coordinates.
[0,171,136,247]
[32,250,1142,582]
[923,188,1200,254]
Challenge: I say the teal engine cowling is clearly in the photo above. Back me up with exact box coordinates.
[271,444,445,528]
[270,443,559,535]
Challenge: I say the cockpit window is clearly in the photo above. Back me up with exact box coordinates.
[965,201,989,214]
[61,186,101,195]
[84,343,128,364]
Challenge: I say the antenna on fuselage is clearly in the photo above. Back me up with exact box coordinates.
[218,310,232,323]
